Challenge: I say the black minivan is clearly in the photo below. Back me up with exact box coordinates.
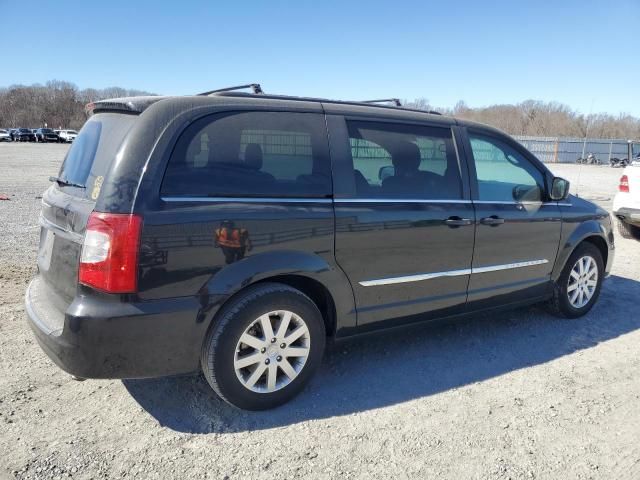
[25,88,614,410]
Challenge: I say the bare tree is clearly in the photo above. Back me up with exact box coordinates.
[407,98,640,139]
[0,81,156,129]
[1,82,638,138]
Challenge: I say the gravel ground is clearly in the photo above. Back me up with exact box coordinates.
[1,143,639,480]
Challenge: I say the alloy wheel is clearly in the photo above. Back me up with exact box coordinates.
[233,310,311,393]
[567,255,598,309]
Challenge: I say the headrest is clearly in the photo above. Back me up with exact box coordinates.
[244,143,263,170]
[391,142,421,173]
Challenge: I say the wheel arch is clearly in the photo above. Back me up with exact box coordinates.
[582,235,609,267]
[552,220,610,282]
[252,274,337,336]
[202,250,355,339]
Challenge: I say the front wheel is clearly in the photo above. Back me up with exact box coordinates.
[548,243,604,318]
[201,283,326,410]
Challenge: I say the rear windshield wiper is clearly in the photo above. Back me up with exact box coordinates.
[49,176,86,189]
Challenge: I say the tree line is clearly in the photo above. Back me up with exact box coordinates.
[405,98,640,140]
[1,81,638,139]
[0,80,155,130]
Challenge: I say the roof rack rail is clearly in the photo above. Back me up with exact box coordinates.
[362,98,402,107]
[198,83,263,96]
[201,91,445,117]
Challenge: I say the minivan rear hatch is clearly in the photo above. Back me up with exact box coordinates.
[36,112,138,311]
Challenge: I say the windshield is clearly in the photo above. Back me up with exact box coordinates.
[633,143,640,158]
[68,131,78,135]
[41,128,53,133]
[19,128,30,132]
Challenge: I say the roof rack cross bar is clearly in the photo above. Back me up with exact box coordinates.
[198,83,263,96]
[362,98,402,107]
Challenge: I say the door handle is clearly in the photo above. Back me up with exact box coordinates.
[480,215,505,226]
[445,216,473,227]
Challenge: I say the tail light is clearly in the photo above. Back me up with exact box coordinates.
[79,212,142,293]
[619,175,630,193]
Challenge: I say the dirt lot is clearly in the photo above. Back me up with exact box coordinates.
[1,143,639,480]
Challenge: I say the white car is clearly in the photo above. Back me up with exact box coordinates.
[613,141,640,238]
[57,129,78,142]
[0,129,11,142]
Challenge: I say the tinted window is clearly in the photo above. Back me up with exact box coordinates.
[162,112,331,197]
[347,121,462,199]
[469,133,545,202]
[58,113,136,192]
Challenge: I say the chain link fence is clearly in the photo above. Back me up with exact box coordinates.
[514,136,630,164]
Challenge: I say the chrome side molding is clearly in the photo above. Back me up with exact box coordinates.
[359,259,549,286]
[471,259,549,274]
[359,268,472,287]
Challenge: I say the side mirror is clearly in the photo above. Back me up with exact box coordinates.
[512,184,542,202]
[550,177,570,201]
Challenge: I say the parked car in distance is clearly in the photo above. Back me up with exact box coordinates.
[25,88,615,411]
[613,141,640,239]
[35,128,62,143]
[9,129,19,141]
[57,129,78,142]
[13,128,36,142]
[0,129,11,142]
[36,128,62,143]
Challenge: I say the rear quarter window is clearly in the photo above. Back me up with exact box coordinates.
[58,113,136,197]
[161,111,332,198]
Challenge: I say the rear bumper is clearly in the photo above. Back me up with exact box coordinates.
[613,206,640,226]
[25,276,225,379]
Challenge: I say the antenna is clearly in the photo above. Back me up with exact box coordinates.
[197,84,264,96]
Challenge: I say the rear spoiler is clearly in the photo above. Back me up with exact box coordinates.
[86,96,165,116]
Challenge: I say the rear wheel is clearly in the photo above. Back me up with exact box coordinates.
[617,219,640,240]
[201,283,326,410]
[548,242,604,318]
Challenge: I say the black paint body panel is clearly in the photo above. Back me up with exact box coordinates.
[334,201,475,325]
[466,202,561,308]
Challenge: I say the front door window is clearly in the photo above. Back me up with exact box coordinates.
[469,133,544,202]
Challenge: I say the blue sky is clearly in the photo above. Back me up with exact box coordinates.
[1,0,638,115]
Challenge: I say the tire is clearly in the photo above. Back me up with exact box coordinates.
[201,282,326,410]
[548,242,604,319]
[617,219,640,240]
